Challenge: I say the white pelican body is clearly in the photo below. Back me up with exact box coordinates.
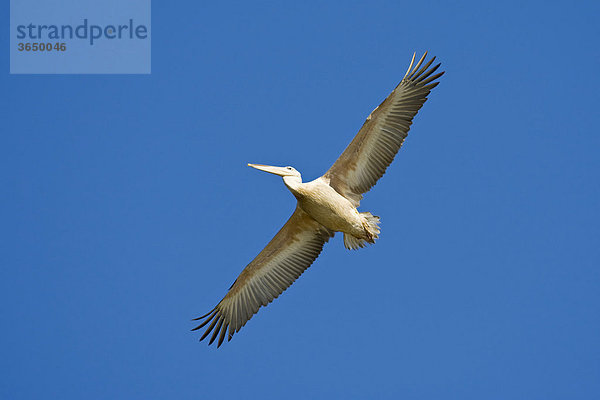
[280,172,379,248]
[193,52,444,346]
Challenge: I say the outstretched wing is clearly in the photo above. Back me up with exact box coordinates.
[323,52,444,206]
[192,206,334,347]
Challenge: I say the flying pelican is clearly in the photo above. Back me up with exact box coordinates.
[193,52,444,347]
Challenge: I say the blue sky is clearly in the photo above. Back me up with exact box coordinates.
[2,1,599,399]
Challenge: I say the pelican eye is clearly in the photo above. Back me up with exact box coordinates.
[286,167,292,170]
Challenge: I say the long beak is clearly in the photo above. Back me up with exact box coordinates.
[247,163,288,177]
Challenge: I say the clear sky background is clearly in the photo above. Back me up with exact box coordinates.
[2,1,599,399]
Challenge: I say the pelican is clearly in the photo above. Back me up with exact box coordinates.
[193,52,444,346]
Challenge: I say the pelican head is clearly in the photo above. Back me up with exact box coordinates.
[247,164,301,178]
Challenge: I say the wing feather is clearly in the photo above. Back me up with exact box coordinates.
[192,206,334,347]
[323,52,444,206]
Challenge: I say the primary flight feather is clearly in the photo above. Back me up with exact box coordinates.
[193,52,444,347]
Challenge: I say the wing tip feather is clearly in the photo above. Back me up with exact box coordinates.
[404,52,417,78]
[407,51,428,79]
